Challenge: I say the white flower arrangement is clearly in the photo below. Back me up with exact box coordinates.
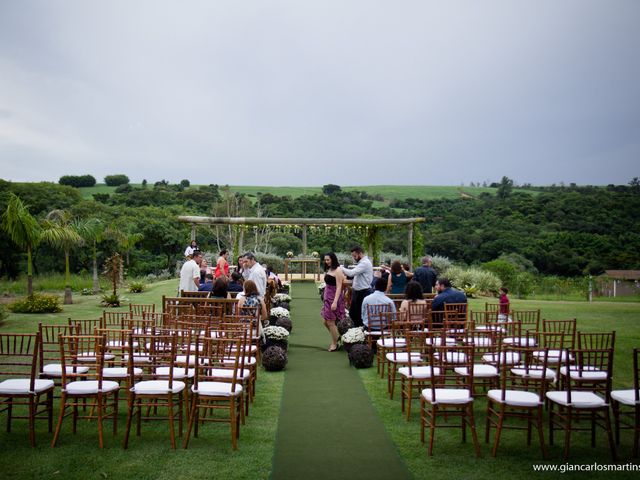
[286,251,294,258]
[263,325,290,341]
[342,327,366,344]
[270,307,290,319]
[273,293,292,303]
[318,282,326,293]
[311,251,319,258]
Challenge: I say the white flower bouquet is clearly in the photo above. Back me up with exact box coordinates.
[263,325,290,341]
[273,293,292,303]
[270,307,290,319]
[286,251,294,258]
[342,327,366,344]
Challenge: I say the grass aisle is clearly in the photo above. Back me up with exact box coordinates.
[271,282,410,480]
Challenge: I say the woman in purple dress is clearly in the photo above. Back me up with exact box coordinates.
[320,252,346,352]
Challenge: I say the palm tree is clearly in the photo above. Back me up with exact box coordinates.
[78,218,104,294]
[1,193,42,296]
[40,210,86,304]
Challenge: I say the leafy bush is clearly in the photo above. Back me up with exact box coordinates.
[101,293,121,307]
[0,304,8,324]
[128,281,145,293]
[145,269,173,283]
[443,265,501,295]
[104,174,130,186]
[430,254,452,274]
[255,252,284,274]
[59,174,96,187]
[9,294,62,313]
[81,288,93,296]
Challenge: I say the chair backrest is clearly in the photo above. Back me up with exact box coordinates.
[469,310,499,330]
[180,290,211,298]
[633,348,640,403]
[129,303,155,317]
[103,311,132,329]
[511,310,540,332]
[444,303,468,332]
[39,323,78,372]
[95,327,130,367]
[578,331,615,351]
[193,335,243,394]
[142,311,171,328]
[427,343,475,392]
[58,334,107,386]
[485,302,501,313]
[562,346,614,402]
[69,318,103,335]
[0,333,40,384]
[127,332,178,386]
[497,344,552,403]
[406,302,431,324]
[542,319,576,349]
[366,304,395,332]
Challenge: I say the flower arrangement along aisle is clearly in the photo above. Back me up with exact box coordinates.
[272,293,292,310]
[269,306,290,325]
[262,325,290,351]
[341,327,366,353]
[262,346,287,372]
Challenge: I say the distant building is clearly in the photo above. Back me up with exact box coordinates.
[596,270,640,297]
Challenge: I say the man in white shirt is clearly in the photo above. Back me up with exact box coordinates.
[340,245,373,327]
[241,252,267,300]
[361,277,396,329]
[179,251,202,294]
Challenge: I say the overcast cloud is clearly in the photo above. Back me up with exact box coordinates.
[0,1,638,186]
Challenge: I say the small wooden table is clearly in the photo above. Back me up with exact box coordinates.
[284,258,321,281]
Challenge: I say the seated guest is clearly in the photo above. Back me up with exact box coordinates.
[227,271,244,293]
[211,277,229,299]
[399,281,427,312]
[237,280,268,322]
[361,277,396,330]
[198,273,214,292]
[431,277,467,311]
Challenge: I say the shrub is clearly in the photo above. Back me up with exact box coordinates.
[104,174,130,186]
[443,265,501,295]
[9,294,62,313]
[430,254,452,274]
[101,293,121,307]
[0,304,8,324]
[348,343,373,368]
[262,346,287,371]
[59,174,96,187]
[255,252,284,274]
[128,281,145,293]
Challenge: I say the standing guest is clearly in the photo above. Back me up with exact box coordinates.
[413,256,438,294]
[236,255,245,277]
[199,258,209,284]
[340,246,373,328]
[214,249,230,279]
[241,252,267,300]
[198,273,214,292]
[361,277,396,329]
[237,280,268,322]
[184,240,198,258]
[211,277,229,299]
[179,251,202,294]
[227,271,244,293]
[265,264,283,289]
[386,260,413,294]
[320,252,346,352]
[431,277,467,311]
[399,281,427,312]
[498,286,511,322]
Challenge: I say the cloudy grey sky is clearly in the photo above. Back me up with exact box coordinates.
[0,1,638,187]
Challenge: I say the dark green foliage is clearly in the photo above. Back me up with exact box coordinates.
[59,175,96,187]
[180,179,190,188]
[128,281,145,293]
[104,174,130,186]
[100,292,121,307]
[0,304,8,323]
[9,294,62,313]
[322,184,342,195]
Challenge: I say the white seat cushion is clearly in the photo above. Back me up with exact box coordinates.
[385,352,422,363]
[192,381,243,397]
[156,366,195,379]
[482,352,520,365]
[377,338,405,348]
[103,367,142,378]
[475,325,506,334]
[464,337,493,347]
[398,366,440,379]
[175,355,198,366]
[511,367,556,381]
[533,349,572,364]
[65,380,119,395]
[611,389,640,406]
[454,364,498,378]
[208,368,251,380]
[77,352,115,362]
[559,366,608,381]
[503,337,537,347]
[106,340,138,348]
[546,390,607,408]
[0,378,54,395]
[222,357,256,366]
[422,388,473,404]
[434,351,468,364]
[42,363,90,376]
[132,380,185,394]
[123,354,151,364]
[488,389,542,407]
[425,337,456,346]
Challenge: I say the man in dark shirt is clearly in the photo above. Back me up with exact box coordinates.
[431,277,467,311]
[198,273,214,292]
[413,256,438,294]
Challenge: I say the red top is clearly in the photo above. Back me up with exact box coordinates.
[215,259,229,278]
[499,293,510,314]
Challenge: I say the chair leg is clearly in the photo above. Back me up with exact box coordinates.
[97,394,104,449]
[419,397,426,443]
[6,401,12,433]
[428,404,437,456]
[634,405,640,458]
[123,394,134,449]
[51,394,67,448]
[468,404,481,458]
[183,395,197,449]
[167,395,176,449]
[612,400,620,445]
[113,390,119,436]
[563,407,572,460]
[604,407,618,462]
[491,404,505,457]
[536,406,548,459]
[28,396,36,447]
[47,390,54,433]
[231,397,238,450]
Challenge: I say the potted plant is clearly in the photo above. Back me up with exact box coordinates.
[262,325,290,351]
[272,293,292,310]
[262,345,287,372]
[269,306,290,325]
[341,327,366,353]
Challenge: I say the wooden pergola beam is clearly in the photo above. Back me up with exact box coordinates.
[178,216,425,226]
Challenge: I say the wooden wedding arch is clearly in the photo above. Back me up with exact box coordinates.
[178,216,426,268]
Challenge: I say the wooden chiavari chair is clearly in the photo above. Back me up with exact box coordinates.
[129,303,155,318]
[611,348,640,458]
